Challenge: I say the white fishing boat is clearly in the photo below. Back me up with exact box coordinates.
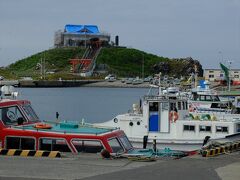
[188,81,233,113]
[187,81,240,124]
[97,84,240,151]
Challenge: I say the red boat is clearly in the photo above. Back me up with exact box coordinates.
[0,86,133,155]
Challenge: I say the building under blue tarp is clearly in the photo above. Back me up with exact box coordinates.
[54,24,110,48]
[65,24,100,34]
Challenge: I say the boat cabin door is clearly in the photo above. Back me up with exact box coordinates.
[149,101,170,133]
[149,102,159,132]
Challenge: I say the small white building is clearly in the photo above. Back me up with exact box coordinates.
[204,69,240,81]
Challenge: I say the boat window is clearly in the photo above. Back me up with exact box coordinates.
[200,95,205,101]
[205,96,212,101]
[192,93,198,100]
[199,125,211,132]
[119,136,133,151]
[212,96,220,101]
[108,138,124,153]
[72,139,104,153]
[149,102,158,111]
[211,103,228,109]
[0,106,26,125]
[236,124,240,132]
[170,103,177,111]
[216,126,228,133]
[39,138,71,152]
[183,125,195,131]
[162,102,169,110]
[183,101,188,110]
[6,136,35,150]
[22,104,39,122]
[178,102,181,110]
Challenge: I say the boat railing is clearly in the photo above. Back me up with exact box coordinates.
[143,95,188,101]
[194,107,232,114]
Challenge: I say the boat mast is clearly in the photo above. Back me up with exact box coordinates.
[158,72,162,95]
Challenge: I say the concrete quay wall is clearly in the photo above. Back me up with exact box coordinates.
[19,80,103,87]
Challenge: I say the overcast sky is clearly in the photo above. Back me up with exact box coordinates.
[0,0,240,68]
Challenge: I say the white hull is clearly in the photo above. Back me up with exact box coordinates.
[97,85,240,152]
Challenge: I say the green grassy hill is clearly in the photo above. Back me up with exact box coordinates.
[3,47,203,80]
[96,47,170,77]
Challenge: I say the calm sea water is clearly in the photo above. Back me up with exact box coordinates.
[17,87,148,123]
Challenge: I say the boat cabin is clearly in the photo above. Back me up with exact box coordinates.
[0,87,133,155]
[143,94,189,133]
[189,86,234,113]
[98,86,240,151]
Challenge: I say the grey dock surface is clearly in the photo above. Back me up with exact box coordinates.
[0,152,239,180]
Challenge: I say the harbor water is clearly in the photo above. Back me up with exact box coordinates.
[17,87,148,123]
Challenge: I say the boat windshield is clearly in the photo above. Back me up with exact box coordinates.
[108,137,124,153]
[21,104,40,122]
[119,136,133,151]
[0,106,27,125]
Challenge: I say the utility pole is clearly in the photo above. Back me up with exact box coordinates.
[142,54,144,79]
[43,52,46,80]
[40,58,43,80]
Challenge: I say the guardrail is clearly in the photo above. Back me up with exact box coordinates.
[0,149,61,158]
[201,141,240,157]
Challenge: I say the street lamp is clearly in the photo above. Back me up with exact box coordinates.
[227,60,233,92]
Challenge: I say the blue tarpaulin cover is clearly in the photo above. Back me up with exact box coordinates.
[65,24,99,34]
[199,80,206,88]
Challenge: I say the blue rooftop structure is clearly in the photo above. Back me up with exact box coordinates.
[65,24,100,34]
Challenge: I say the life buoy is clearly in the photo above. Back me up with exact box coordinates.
[34,123,52,129]
[169,111,179,123]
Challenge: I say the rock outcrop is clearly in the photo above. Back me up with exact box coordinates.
[152,57,203,77]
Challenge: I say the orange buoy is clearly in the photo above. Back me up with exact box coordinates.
[169,111,179,123]
[34,123,52,129]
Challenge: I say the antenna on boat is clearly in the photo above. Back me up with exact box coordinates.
[158,72,162,95]
[81,118,85,125]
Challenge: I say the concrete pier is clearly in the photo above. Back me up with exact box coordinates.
[18,80,152,88]
[0,152,239,179]
[18,80,103,87]
[0,80,19,86]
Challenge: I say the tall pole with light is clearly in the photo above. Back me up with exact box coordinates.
[228,61,233,92]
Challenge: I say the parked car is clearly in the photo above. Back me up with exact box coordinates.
[104,74,115,80]
[144,76,153,82]
[0,76,4,80]
[125,78,134,84]
[108,76,116,82]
